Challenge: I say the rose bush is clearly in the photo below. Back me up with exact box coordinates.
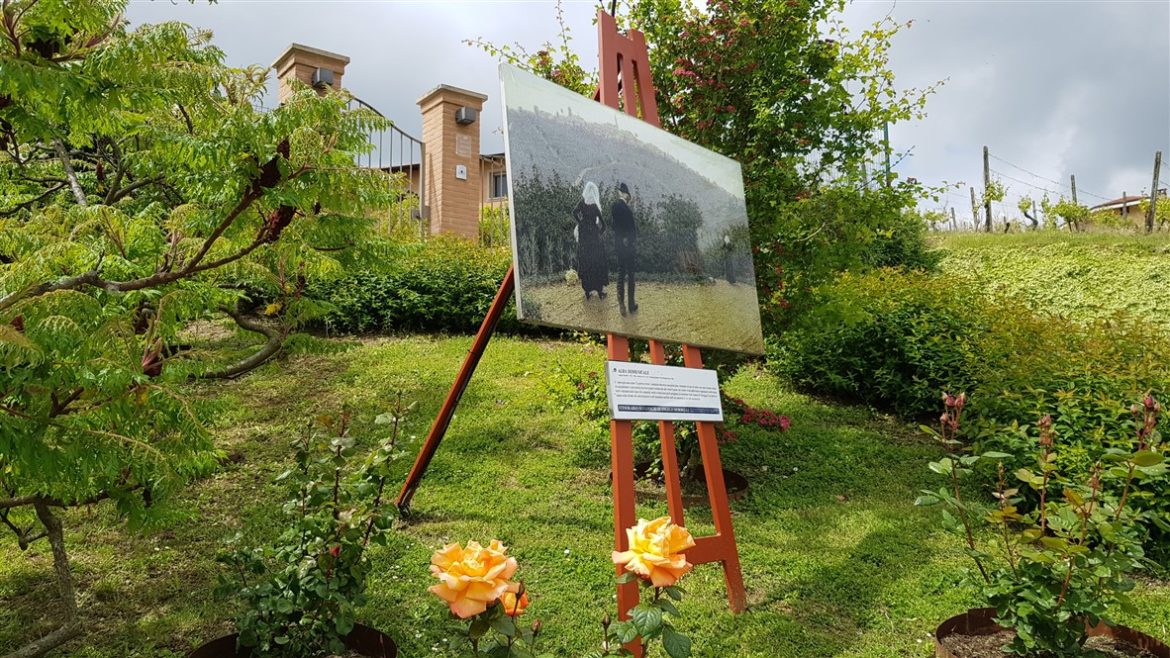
[429,539,521,619]
[428,540,549,658]
[599,517,695,658]
[612,516,696,588]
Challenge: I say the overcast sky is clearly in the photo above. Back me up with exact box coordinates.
[126,0,1170,223]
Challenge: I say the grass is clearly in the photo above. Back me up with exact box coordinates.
[2,334,1168,657]
[935,231,1170,326]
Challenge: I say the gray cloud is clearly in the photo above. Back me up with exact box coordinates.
[844,0,1169,219]
[126,0,1168,222]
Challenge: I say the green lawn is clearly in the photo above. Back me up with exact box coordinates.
[2,335,1167,657]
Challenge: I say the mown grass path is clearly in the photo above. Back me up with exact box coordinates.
[2,335,1167,657]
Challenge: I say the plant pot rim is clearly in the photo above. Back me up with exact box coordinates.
[934,607,1169,658]
[188,623,398,658]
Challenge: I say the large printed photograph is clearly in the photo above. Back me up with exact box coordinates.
[500,64,765,354]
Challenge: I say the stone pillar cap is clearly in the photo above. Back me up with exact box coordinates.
[272,43,351,73]
[417,84,489,108]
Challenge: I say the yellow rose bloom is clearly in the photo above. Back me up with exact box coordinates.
[428,540,519,619]
[612,516,696,587]
[499,590,530,617]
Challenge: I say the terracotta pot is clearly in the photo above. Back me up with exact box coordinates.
[189,624,398,658]
[934,608,1169,658]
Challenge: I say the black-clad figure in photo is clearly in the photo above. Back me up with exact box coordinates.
[612,182,638,313]
[572,181,609,299]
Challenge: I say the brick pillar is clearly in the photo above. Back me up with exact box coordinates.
[273,43,350,103]
[418,85,488,238]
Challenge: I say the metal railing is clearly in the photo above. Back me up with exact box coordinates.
[347,97,427,238]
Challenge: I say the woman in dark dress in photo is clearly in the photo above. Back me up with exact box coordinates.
[573,181,609,299]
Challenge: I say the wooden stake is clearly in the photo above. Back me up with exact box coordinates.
[1148,151,1162,233]
[970,186,978,230]
[983,146,991,232]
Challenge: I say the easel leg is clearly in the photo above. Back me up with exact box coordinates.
[649,340,686,524]
[684,346,747,612]
[396,267,515,515]
[608,334,643,658]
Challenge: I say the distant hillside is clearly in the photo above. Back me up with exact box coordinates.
[936,232,1170,326]
[505,106,745,242]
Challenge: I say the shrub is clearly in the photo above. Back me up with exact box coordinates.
[770,269,992,417]
[774,268,1170,561]
[480,204,511,248]
[309,237,516,334]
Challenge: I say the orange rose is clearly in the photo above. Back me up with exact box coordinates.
[612,516,695,587]
[499,590,529,617]
[428,540,519,619]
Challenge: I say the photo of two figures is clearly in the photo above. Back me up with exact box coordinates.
[572,180,638,313]
[500,64,765,354]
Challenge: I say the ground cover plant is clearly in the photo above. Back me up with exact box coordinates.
[1,335,1167,657]
[936,232,1170,327]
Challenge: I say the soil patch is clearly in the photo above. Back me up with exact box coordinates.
[942,629,1158,658]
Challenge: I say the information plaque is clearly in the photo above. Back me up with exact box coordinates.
[605,361,724,422]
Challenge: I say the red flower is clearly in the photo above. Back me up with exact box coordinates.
[329,545,341,558]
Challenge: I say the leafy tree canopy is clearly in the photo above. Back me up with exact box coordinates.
[1,3,398,654]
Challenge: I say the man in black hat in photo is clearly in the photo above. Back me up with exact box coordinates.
[611,182,638,314]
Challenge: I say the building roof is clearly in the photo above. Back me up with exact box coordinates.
[1091,195,1147,212]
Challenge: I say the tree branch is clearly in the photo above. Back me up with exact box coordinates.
[104,176,162,205]
[199,307,287,380]
[0,183,66,217]
[53,140,87,207]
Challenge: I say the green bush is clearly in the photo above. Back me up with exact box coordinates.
[773,268,1170,562]
[308,237,516,334]
[770,269,991,417]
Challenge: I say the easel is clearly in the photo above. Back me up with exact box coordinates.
[396,11,746,653]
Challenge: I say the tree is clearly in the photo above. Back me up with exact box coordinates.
[0,3,397,656]
[1138,196,1170,231]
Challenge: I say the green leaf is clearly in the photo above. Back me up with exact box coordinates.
[630,605,663,637]
[1131,451,1164,467]
[661,626,692,658]
[490,614,517,637]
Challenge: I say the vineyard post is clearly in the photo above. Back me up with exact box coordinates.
[1070,175,1078,231]
[970,186,978,230]
[950,207,957,231]
[1032,199,1038,229]
[1123,191,1128,221]
[982,145,991,232]
[1148,151,1162,233]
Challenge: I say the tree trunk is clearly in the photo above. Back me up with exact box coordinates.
[3,501,82,658]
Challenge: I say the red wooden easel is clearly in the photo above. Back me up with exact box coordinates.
[396,12,746,653]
